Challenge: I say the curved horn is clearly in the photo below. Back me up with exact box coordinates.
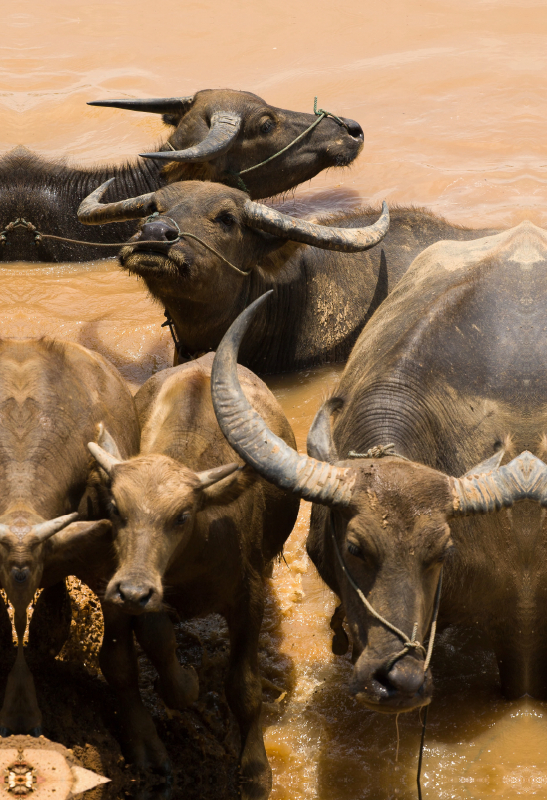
[242,200,390,252]
[78,178,156,226]
[32,513,79,543]
[196,463,240,488]
[211,292,355,506]
[88,96,193,116]
[88,442,122,475]
[140,112,241,163]
[449,451,544,514]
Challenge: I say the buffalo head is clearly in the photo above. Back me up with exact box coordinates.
[209,292,539,713]
[88,433,240,616]
[89,89,364,199]
[78,180,389,308]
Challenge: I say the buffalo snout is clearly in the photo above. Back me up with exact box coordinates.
[11,567,30,585]
[138,219,179,247]
[351,652,432,712]
[106,577,162,614]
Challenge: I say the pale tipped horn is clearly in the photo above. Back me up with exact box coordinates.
[211,292,355,506]
[140,112,242,163]
[88,442,123,475]
[449,451,544,514]
[32,513,79,543]
[243,200,390,252]
[77,178,156,226]
[88,96,194,116]
[196,463,240,488]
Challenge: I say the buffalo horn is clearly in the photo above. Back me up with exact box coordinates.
[211,292,355,506]
[449,450,544,514]
[196,463,240,488]
[140,112,242,163]
[31,513,79,543]
[88,96,194,116]
[242,200,390,252]
[78,178,156,226]
[88,442,122,475]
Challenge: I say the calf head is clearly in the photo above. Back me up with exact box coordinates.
[88,438,240,615]
[89,89,364,199]
[0,511,79,638]
[210,292,537,712]
[78,180,389,307]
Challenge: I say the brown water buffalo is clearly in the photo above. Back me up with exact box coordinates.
[0,90,363,262]
[87,353,299,796]
[0,339,140,736]
[210,270,546,708]
[78,179,496,373]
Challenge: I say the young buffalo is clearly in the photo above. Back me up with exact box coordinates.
[88,353,299,797]
[0,89,363,261]
[0,339,140,737]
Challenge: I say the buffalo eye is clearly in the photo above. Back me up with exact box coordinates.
[347,542,362,559]
[260,118,276,134]
[176,512,190,526]
[108,500,126,523]
[214,212,236,230]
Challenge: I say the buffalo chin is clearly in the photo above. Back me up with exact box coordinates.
[120,247,188,279]
[353,689,432,714]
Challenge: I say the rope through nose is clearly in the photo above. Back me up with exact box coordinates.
[143,212,252,276]
[329,513,443,673]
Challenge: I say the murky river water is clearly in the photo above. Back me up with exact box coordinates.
[0,1,546,797]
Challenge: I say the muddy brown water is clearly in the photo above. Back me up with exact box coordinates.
[1,1,546,797]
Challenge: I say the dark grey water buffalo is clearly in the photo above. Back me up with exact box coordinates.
[0,339,140,735]
[0,90,364,262]
[210,223,547,706]
[87,353,299,796]
[78,179,496,373]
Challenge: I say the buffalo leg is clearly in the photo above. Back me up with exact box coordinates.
[27,581,72,662]
[100,604,170,776]
[226,574,271,800]
[0,646,42,736]
[133,612,199,709]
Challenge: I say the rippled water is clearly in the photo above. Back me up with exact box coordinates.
[0,0,545,797]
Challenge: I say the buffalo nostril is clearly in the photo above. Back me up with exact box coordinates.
[117,582,155,608]
[385,660,426,696]
[343,118,364,140]
[139,588,154,607]
[140,220,178,243]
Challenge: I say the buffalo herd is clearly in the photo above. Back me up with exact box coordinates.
[0,87,544,799]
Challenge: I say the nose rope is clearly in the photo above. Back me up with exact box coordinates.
[143,212,252,276]
[329,513,443,673]
[231,97,351,192]
[0,217,253,277]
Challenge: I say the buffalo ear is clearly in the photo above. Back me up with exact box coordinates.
[201,465,257,507]
[462,449,504,478]
[307,398,343,464]
[162,113,180,127]
[97,423,123,460]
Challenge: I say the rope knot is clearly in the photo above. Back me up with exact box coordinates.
[348,443,397,459]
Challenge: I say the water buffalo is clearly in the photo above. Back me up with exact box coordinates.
[79,179,496,373]
[0,90,364,262]
[87,353,300,796]
[210,271,546,709]
[0,338,140,735]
